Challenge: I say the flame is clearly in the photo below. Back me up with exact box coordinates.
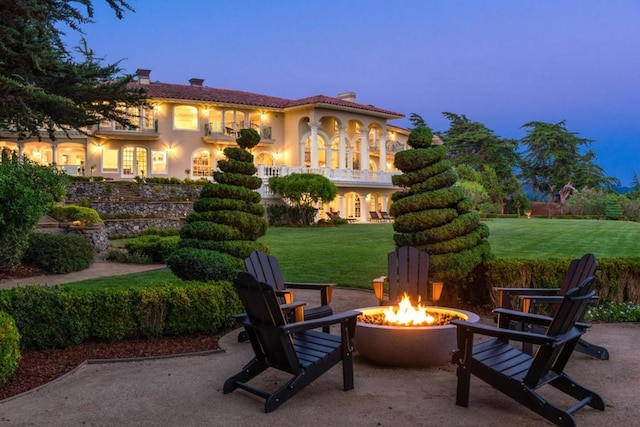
[383,293,435,326]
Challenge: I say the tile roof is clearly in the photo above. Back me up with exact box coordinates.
[130,82,404,118]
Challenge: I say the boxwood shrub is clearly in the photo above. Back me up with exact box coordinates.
[0,281,242,350]
[0,311,20,383]
[23,233,95,273]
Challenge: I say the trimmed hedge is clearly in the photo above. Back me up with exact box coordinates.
[483,257,640,307]
[0,311,20,383]
[0,281,242,350]
[23,233,95,273]
[166,248,244,282]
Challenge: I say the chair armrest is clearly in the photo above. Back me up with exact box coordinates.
[372,276,387,284]
[275,290,293,303]
[493,286,560,309]
[282,310,362,334]
[493,308,554,327]
[284,282,335,305]
[452,319,555,346]
[280,301,306,312]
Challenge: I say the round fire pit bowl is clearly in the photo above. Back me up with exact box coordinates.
[355,306,480,367]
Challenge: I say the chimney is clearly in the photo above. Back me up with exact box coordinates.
[337,91,356,102]
[189,78,204,87]
[136,69,151,85]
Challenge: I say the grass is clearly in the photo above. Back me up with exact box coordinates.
[63,219,640,290]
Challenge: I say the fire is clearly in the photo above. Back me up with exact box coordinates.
[383,293,435,326]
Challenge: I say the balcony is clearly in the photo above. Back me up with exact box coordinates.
[255,165,400,197]
[203,122,273,144]
[94,120,159,140]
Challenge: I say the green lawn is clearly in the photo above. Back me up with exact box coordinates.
[66,219,640,290]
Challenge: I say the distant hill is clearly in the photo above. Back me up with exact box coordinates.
[614,186,631,194]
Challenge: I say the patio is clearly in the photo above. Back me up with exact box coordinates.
[1,287,638,426]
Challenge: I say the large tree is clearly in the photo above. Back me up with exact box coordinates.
[269,173,338,225]
[0,0,147,139]
[520,120,619,197]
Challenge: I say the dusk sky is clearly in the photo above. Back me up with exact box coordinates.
[70,0,639,186]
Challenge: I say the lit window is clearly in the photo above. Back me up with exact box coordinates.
[192,150,212,177]
[174,106,198,130]
[102,149,119,172]
[151,150,167,174]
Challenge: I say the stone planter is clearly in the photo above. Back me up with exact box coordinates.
[66,224,109,252]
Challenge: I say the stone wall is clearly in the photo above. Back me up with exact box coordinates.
[66,182,202,202]
[105,218,185,237]
[91,201,193,219]
[66,225,110,252]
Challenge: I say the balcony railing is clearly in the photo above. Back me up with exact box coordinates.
[205,122,272,140]
[255,165,400,197]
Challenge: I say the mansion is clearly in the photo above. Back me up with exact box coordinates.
[0,69,413,222]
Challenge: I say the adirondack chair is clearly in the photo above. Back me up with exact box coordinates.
[494,253,608,359]
[372,246,442,306]
[452,276,604,427]
[224,272,361,413]
[245,251,334,331]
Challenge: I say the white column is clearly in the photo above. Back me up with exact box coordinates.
[379,132,387,172]
[51,143,58,165]
[338,195,345,217]
[361,128,369,170]
[360,193,368,222]
[309,121,319,168]
[18,142,24,157]
[338,125,346,169]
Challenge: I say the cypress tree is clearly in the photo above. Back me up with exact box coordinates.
[390,114,490,296]
[168,129,268,281]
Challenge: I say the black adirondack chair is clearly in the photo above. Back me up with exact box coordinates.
[224,272,361,413]
[372,246,441,305]
[244,251,334,324]
[452,276,604,427]
[494,253,608,359]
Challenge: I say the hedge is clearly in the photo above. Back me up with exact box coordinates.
[0,281,242,350]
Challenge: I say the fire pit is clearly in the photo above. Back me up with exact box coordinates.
[356,294,480,367]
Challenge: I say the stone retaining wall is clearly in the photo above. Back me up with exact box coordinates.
[91,201,193,219]
[66,182,202,202]
[105,218,185,237]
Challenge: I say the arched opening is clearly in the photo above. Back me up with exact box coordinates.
[122,146,148,177]
[192,149,213,178]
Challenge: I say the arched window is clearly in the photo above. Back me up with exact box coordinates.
[255,153,274,165]
[192,150,212,177]
[174,105,198,130]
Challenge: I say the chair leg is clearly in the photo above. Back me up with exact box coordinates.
[575,338,609,360]
[223,358,268,394]
[455,364,471,407]
[550,373,605,411]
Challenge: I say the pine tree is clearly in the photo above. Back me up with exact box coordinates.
[168,129,268,281]
[390,114,490,297]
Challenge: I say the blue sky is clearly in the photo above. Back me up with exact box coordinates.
[70,0,639,186]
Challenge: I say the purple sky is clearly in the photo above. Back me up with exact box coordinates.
[69,0,639,186]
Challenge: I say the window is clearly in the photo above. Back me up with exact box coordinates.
[174,105,198,130]
[122,147,148,176]
[192,150,212,177]
[151,150,167,174]
[102,149,119,172]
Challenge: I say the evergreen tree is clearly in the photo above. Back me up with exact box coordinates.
[390,114,490,297]
[168,129,268,281]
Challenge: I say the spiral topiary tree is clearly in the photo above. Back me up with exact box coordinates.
[389,114,490,298]
[168,128,269,282]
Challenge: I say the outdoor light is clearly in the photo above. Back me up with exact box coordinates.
[373,279,385,305]
[431,280,444,303]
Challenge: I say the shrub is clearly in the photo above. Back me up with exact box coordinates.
[49,204,103,226]
[585,301,640,322]
[124,235,179,263]
[23,233,95,273]
[105,249,153,264]
[0,311,20,383]
[167,247,244,282]
[0,286,90,349]
[87,289,137,341]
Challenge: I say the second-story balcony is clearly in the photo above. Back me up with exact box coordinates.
[256,165,400,196]
[94,120,159,140]
[203,122,273,144]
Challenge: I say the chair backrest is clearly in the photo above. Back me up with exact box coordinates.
[245,251,286,292]
[559,253,598,296]
[233,271,300,373]
[388,246,430,303]
[525,276,596,386]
